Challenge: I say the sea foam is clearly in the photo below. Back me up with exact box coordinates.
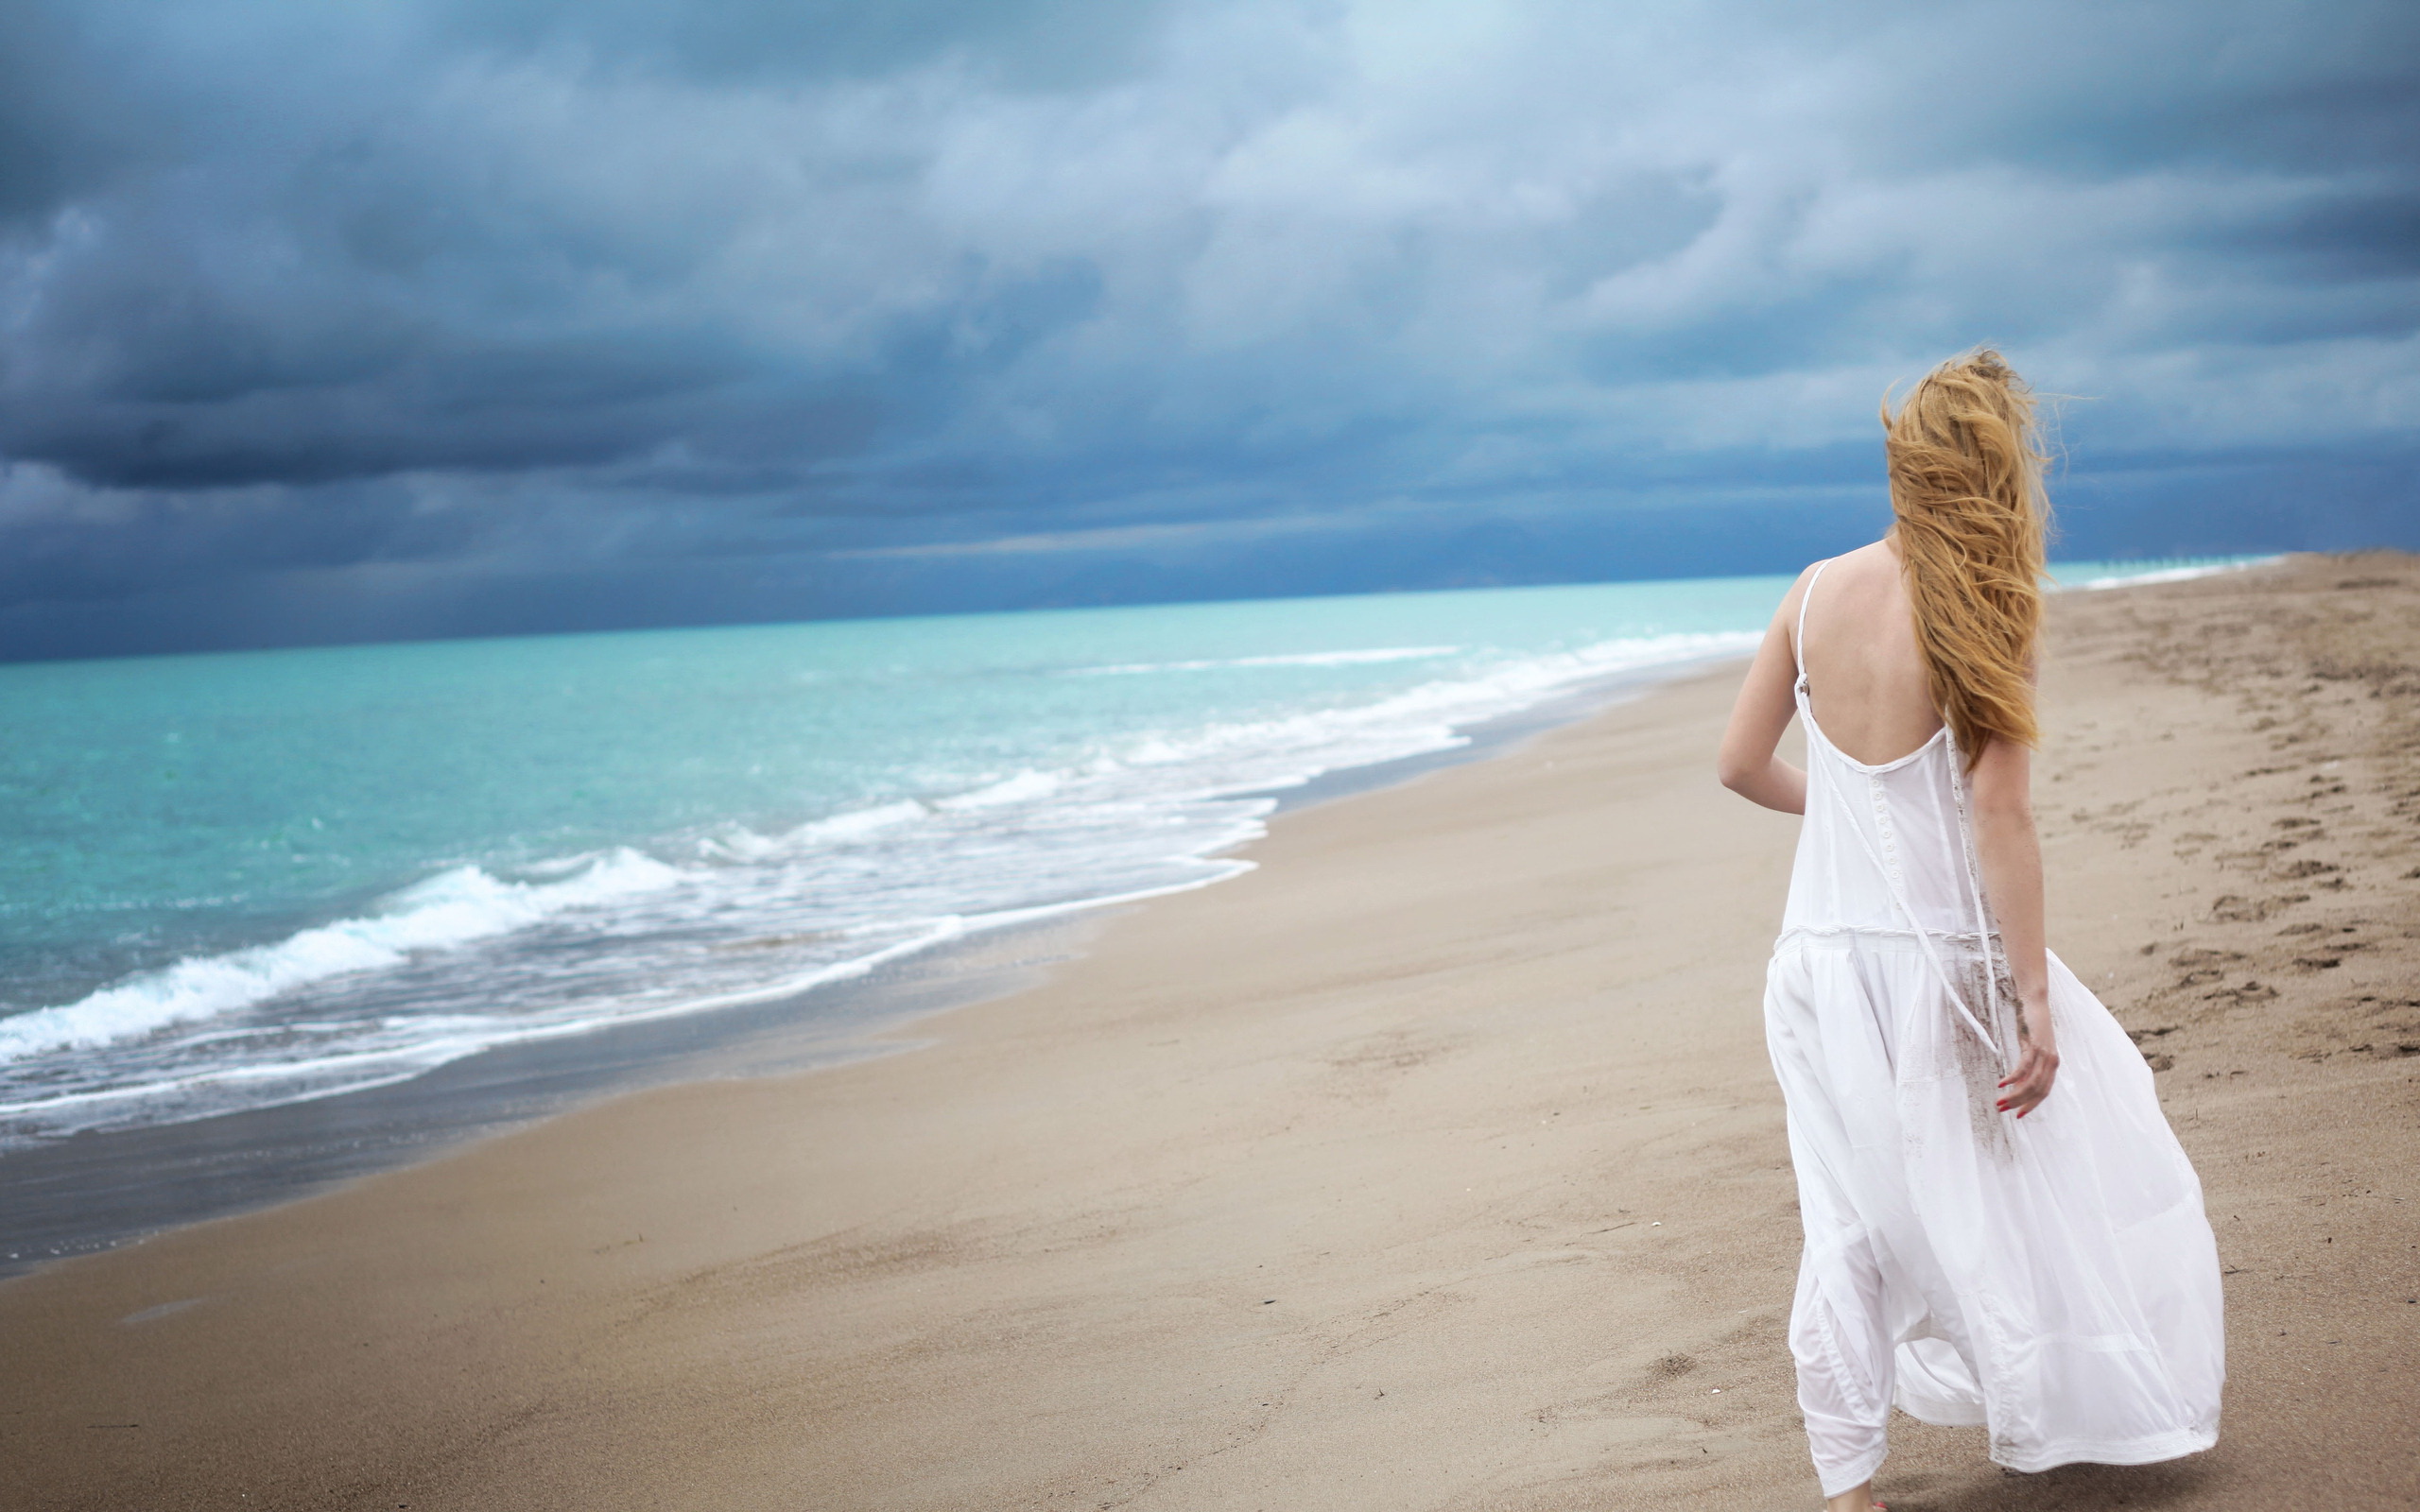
[0,849,683,1062]
[1077,645,1463,675]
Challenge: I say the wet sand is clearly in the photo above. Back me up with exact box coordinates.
[2,553,2414,1510]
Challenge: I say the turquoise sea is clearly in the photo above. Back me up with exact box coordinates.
[0,562,2248,1149]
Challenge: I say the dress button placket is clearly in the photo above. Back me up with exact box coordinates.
[1871,776,1901,880]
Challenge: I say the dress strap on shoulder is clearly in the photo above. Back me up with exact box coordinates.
[1794,559,1831,678]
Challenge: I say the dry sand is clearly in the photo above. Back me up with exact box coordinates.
[3,553,2415,1512]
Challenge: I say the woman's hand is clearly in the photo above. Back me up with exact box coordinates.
[1996,1006,2058,1117]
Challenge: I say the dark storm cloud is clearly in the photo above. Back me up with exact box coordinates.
[435,0,1174,87]
[0,0,2415,657]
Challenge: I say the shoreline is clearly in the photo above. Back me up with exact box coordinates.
[4,553,2414,1511]
[0,646,1744,1278]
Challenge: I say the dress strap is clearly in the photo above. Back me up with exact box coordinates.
[1794,559,1831,682]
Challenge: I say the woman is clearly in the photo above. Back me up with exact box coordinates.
[1716,351,2224,1511]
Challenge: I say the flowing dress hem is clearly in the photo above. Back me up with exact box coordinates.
[1989,1424,2219,1475]
[1820,1447,1890,1500]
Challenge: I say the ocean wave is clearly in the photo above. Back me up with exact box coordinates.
[0,862,1267,1144]
[1107,630,1760,784]
[0,849,684,1063]
[700,799,929,861]
[939,770,1063,809]
[1075,645,1463,675]
[2062,558,2278,592]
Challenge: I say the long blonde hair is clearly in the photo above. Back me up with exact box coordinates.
[1882,348,2051,766]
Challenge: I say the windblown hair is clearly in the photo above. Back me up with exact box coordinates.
[1882,348,2052,767]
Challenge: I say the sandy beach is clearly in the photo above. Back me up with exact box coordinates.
[4,554,2415,1511]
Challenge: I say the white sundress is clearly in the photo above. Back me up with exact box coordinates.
[1764,560,2224,1497]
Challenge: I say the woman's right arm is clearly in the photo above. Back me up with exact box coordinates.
[1717,572,1811,815]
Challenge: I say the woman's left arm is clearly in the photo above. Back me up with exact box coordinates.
[1717,576,1810,815]
[1970,732,2057,1116]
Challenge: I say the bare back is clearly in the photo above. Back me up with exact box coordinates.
[1794,541,1942,767]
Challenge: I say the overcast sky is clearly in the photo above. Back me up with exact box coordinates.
[2,0,2414,658]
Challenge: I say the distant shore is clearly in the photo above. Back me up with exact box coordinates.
[3,553,2414,1511]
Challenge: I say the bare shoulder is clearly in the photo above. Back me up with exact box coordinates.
[1793,541,1899,610]
[1828,540,1898,580]
[1772,558,1823,622]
